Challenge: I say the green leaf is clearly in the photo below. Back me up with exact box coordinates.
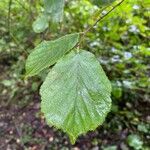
[32,15,49,33]
[127,134,143,150]
[112,82,122,99]
[91,0,115,6]
[40,50,112,144]
[44,0,65,23]
[137,123,149,133]
[25,33,79,77]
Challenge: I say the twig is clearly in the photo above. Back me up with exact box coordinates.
[78,0,125,47]
[85,0,124,34]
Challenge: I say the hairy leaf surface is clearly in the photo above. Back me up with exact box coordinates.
[25,33,79,77]
[40,50,112,144]
[44,0,65,23]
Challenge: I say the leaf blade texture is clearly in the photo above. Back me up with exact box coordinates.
[25,33,79,77]
[40,50,112,144]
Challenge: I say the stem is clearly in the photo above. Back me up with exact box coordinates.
[8,0,12,35]
[78,0,125,47]
[85,0,125,34]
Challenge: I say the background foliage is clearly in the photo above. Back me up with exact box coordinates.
[0,0,149,149]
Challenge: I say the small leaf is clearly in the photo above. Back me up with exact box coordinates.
[44,0,65,23]
[25,33,79,77]
[137,123,149,133]
[32,15,49,33]
[112,82,122,99]
[40,50,112,144]
[1,80,12,87]
[127,134,143,150]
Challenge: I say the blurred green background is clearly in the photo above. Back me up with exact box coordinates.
[0,0,150,149]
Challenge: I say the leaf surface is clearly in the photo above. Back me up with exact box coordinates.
[40,50,112,144]
[25,33,79,77]
[44,0,65,23]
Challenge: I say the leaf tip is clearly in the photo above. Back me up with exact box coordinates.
[68,134,77,145]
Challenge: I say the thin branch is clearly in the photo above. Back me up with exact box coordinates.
[78,0,125,47]
[84,0,125,34]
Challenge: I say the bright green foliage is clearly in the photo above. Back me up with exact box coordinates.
[91,0,116,6]
[25,33,79,77]
[44,0,65,23]
[32,15,49,33]
[112,83,122,99]
[40,50,112,144]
